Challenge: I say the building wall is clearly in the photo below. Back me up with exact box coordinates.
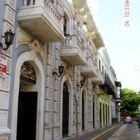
[0,0,119,140]
[0,0,16,140]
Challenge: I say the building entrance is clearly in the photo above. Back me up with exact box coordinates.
[82,92,85,130]
[17,92,37,140]
[62,82,69,137]
[93,101,95,128]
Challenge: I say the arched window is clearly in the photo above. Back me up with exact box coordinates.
[64,15,68,36]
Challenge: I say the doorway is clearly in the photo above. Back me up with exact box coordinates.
[17,92,37,140]
[62,82,69,137]
[82,92,85,130]
[93,100,95,128]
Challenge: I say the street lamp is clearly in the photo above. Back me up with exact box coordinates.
[76,78,85,88]
[52,65,64,77]
[0,29,15,51]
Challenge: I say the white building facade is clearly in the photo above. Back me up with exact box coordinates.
[0,0,121,140]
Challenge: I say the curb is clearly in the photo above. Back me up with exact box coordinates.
[91,123,121,140]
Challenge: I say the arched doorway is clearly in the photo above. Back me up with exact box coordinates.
[100,102,102,128]
[16,62,37,140]
[93,97,95,128]
[10,50,45,140]
[62,82,69,137]
[82,91,85,130]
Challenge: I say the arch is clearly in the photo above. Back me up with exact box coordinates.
[63,13,71,36]
[92,95,95,128]
[60,75,73,138]
[63,2,74,36]
[80,88,87,131]
[20,62,37,84]
[10,49,45,140]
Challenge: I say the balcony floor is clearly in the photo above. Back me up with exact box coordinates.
[80,65,97,77]
[17,6,64,43]
[61,48,86,65]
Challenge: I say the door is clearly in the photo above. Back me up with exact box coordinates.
[100,102,102,127]
[17,92,37,140]
[82,92,85,130]
[62,82,69,137]
[93,101,95,128]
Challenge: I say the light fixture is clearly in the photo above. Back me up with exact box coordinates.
[76,78,85,88]
[52,65,64,77]
[0,29,15,51]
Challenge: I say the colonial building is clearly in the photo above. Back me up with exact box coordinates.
[0,0,121,140]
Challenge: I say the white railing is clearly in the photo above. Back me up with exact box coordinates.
[22,0,63,31]
[63,36,83,56]
[44,0,63,30]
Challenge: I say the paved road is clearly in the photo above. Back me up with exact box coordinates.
[108,121,140,140]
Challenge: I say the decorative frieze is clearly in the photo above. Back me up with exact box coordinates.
[20,62,36,84]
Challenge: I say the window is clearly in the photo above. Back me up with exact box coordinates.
[64,15,67,36]
[99,60,101,71]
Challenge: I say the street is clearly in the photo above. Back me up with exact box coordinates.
[108,121,140,140]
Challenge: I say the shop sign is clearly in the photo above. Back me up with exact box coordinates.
[0,54,7,74]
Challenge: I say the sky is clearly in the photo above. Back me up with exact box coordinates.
[87,0,140,91]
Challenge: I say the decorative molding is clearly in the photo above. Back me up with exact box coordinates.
[20,62,36,84]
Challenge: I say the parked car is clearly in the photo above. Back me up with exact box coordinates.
[124,116,132,124]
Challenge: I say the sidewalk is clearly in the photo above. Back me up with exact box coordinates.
[66,123,122,140]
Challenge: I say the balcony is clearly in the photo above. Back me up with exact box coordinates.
[80,63,97,77]
[92,70,104,84]
[100,73,115,95]
[17,0,64,43]
[60,36,86,65]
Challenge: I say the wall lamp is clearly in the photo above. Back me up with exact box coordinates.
[0,29,15,51]
[52,65,64,77]
[77,78,85,88]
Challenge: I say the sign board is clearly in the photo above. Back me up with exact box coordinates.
[0,54,7,74]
